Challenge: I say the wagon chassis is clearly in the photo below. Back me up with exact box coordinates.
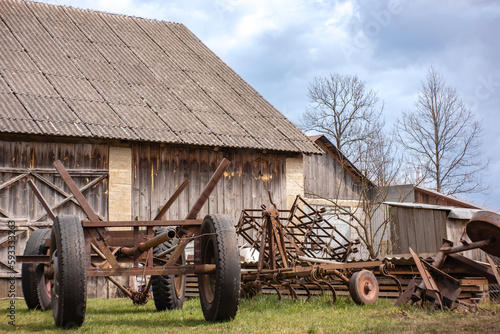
[18,158,241,328]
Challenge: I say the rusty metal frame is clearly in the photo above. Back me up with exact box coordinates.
[18,158,230,304]
[237,194,380,303]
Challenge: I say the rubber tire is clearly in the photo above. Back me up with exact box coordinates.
[349,270,379,305]
[36,258,52,310]
[198,214,240,322]
[21,229,51,310]
[151,227,186,311]
[50,215,87,328]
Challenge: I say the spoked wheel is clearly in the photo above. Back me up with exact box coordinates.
[50,215,87,328]
[349,270,379,305]
[198,214,240,322]
[21,229,51,310]
[151,227,186,311]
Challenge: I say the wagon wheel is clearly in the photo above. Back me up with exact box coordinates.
[21,229,51,310]
[349,270,379,305]
[151,227,186,311]
[198,214,241,322]
[50,215,87,328]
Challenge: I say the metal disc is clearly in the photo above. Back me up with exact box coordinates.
[466,211,500,257]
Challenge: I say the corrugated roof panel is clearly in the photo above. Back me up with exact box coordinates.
[13,31,62,56]
[0,92,32,119]
[288,139,321,154]
[192,110,248,137]
[57,39,105,62]
[38,18,88,41]
[133,47,178,70]
[73,58,123,83]
[0,0,32,17]
[135,20,186,53]
[30,52,82,77]
[0,75,11,93]
[1,70,58,97]
[216,134,263,149]
[75,21,124,46]
[64,98,129,127]
[209,91,258,116]
[130,126,180,143]
[175,131,223,147]
[110,104,168,131]
[0,116,41,134]
[171,51,207,72]
[90,80,143,105]
[133,84,184,109]
[17,95,77,122]
[1,11,46,35]
[34,119,91,137]
[242,93,283,118]
[265,116,306,141]
[98,11,142,33]
[25,0,69,21]
[97,44,140,65]
[171,88,223,113]
[85,122,138,140]
[112,62,159,86]
[0,30,23,51]
[64,6,105,26]
[48,75,103,101]
[153,107,212,134]
[0,49,40,73]
[150,68,193,89]
[114,28,158,50]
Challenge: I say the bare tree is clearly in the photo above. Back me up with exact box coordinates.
[302,73,384,164]
[395,67,489,195]
[330,132,402,259]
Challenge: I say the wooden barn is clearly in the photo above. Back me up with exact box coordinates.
[0,0,321,298]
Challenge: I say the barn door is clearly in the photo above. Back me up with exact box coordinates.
[0,141,109,284]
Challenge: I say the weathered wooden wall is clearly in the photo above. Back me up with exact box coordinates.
[389,206,449,255]
[0,138,110,299]
[132,143,287,227]
[303,148,361,201]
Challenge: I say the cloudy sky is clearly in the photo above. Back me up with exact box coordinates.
[37,0,500,212]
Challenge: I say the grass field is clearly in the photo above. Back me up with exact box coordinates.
[1,296,499,333]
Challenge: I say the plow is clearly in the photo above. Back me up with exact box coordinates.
[18,159,240,328]
[236,194,391,305]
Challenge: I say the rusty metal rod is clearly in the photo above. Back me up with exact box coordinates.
[185,158,230,220]
[443,238,491,255]
[28,179,56,222]
[120,229,176,256]
[154,179,190,220]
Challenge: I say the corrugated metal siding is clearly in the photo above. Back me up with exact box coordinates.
[0,0,320,154]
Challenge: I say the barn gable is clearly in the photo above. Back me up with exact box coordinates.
[0,0,320,154]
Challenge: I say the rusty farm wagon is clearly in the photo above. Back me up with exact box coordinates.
[18,159,240,328]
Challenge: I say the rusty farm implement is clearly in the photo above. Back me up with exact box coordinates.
[18,159,240,328]
[236,194,384,305]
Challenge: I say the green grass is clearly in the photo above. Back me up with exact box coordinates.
[1,296,499,333]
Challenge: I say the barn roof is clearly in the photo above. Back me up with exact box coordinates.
[0,0,321,154]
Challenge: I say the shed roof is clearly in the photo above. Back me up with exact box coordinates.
[383,201,481,220]
[0,0,321,154]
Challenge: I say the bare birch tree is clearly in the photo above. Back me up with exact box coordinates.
[302,73,384,164]
[395,66,489,195]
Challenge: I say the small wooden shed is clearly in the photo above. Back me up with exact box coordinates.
[0,0,321,298]
[387,202,493,262]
